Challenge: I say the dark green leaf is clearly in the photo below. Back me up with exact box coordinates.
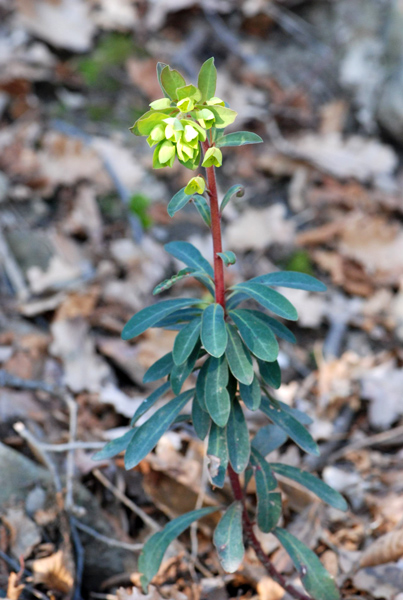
[220,185,244,213]
[131,381,171,425]
[201,303,227,358]
[229,309,279,362]
[250,448,278,491]
[226,398,250,473]
[153,307,202,328]
[225,323,254,385]
[156,62,170,98]
[173,317,202,365]
[125,388,195,469]
[258,359,281,389]
[273,528,340,600]
[276,400,313,426]
[239,374,261,411]
[260,397,319,456]
[160,65,186,101]
[192,394,210,440]
[251,271,327,292]
[226,292,250,310]
[252,424,288,456]
[122,298,200,340]
[165,241,214,278]
[92,429,135,461]
[139,507,218,591]
[213,502,245,573]
[258,491,282,534]
[247,310,297,344]
[143,352,174,383]
[195,357,210,411]
[233,282,298,321]
[207,422,228,488]
[153,268,198,296]
[170,342,200,394]
[269,463,348,511]
[215,132,263,147]
[192,195,211,227]
[198,57,217,102]
[217,251,236,267]
[167,187,191,217]
[205,356,230,427]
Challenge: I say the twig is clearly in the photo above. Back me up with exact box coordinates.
[13,422,62,493]
[37,441,106,452]
[71,517,143,552]
[328,423,403,463]
[93,468,160,533]
[64,393,78,512]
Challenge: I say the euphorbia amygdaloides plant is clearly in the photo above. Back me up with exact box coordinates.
[95,58,347,600]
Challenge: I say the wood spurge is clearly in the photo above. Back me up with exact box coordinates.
[94,58,347,600]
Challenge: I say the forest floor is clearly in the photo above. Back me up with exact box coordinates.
[1,1,403,599]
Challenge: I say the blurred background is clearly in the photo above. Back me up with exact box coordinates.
[1,1,403,599]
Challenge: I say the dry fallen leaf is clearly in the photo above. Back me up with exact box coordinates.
[2,507,41,559]
[16,0,95,52]
[225,204,295,251]
[32,549,74,594]
[360,529,403,568]
[7,571,25,600]
[117,585,163,600]
[361,361,403,430]
[257,576,285,600]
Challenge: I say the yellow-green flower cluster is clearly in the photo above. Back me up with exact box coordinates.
[130,62,237,170]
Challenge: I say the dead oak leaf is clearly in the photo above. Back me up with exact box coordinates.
[32,549,74,594]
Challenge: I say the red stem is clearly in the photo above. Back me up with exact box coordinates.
[201,138,313,600]
[202,139,225,309]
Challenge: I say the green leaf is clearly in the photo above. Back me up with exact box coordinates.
[207,105,238,129]
[156,62,170,98]
[239,374,261,410]
[173,317,202,365]
[131,381,171,425]
[273,528,340,600]
[226,398,250,473]
[201,303,227,358]
[122,298,200,340]
[276,400,313,426]
[251,448,282,532]
[165,241,214,278]
[220,184,245,213]
[192,394,210,440]
[260,397,319,456]
[207,422,228,488]
[248,310,296,345]
[176,84,201,102]
[153,268,199,295]
[92,429,135,461]
[251,271,327,292]
[225,323,254,385]
[160,65,186,101]
[269,463,348,511]
[258,359,281,389]
[131,110,172,137]
[205,356,230,427]
[229,309,279,362]
[153,307,202,329]
[198,57,217,102]
[170,342,201,395]
[143,352,174,383]
[233,282,298,321]
[195,357,210,411]
[252,424,288,456]
[167,187,192,217]
[215,132,263,147]
[139,507,218,591]
[192,195,211,227]
[213,502,245,573]
[217,251,236,267]
[125,388,195,469]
